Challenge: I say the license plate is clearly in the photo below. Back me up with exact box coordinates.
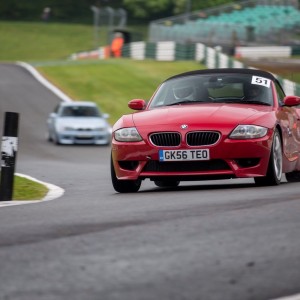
[76,133,92,138]
[159,149,210,161]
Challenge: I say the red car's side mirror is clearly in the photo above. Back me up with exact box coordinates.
[283,95,300,106]
[128,99,146,111]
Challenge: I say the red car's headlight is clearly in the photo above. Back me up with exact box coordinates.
[114,127,143,142]
[229,125,268,139]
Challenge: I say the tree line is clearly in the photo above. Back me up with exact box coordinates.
[0,0,236,23]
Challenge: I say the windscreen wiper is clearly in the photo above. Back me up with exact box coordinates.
[242,100,272,106]
[166,100,207,106]
[213,98,271,106]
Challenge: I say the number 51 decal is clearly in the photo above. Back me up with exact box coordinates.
[251,76,271,88]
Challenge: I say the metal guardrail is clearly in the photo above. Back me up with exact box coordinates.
[70,41,300,96]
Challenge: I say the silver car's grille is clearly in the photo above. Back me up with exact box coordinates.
[150,132,181,147]
[77,128,92,131]
[186,131,220,146]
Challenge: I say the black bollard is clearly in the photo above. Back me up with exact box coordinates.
[0,112,19,201]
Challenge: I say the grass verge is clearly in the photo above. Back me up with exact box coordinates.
[0,21,147,62]
[38,59,205,124]
[0,175,48,201]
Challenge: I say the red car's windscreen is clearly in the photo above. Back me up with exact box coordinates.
[149,73,273,108]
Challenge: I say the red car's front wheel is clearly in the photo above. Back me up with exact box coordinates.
[254,129,282,186]
[111,155,141,193]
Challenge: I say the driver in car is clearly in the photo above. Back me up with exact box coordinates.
[245,84,263,101]
[173,85,194,101]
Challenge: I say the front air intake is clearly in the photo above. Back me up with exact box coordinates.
[150,132,181,147]
[186,131,220,146]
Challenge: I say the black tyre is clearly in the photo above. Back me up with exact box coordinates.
[110,155,141,193]
[285,171,300,182]
[254,129,282,186]
[51,132,61,145]
[46,131,52,142]
[154,180,180,187]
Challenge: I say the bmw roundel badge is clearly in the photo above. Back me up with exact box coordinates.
[181,124,188,129]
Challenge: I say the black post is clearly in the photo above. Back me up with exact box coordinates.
[0,112,19,201]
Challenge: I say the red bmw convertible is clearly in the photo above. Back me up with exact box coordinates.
[111,68,300,193]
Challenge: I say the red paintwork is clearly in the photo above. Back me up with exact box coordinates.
[284,95,300,106]
[111,70,300,184]
[128,99,146,111]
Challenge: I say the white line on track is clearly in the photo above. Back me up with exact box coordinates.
[271,294,300,300]
[16,61,72,102]
[0,173,64,207]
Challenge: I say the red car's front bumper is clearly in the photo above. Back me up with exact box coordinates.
[111,130,273,181]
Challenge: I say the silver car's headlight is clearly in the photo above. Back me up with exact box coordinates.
[56,124,73,132]
[114,127,142,142]
[63,126,74,131]
[229,125,268,139]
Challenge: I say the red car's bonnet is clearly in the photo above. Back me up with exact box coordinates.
[131,104,273,128]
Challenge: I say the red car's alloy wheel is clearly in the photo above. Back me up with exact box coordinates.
[254,129,282,186]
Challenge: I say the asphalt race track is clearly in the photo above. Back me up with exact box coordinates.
[0,63,300,300]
